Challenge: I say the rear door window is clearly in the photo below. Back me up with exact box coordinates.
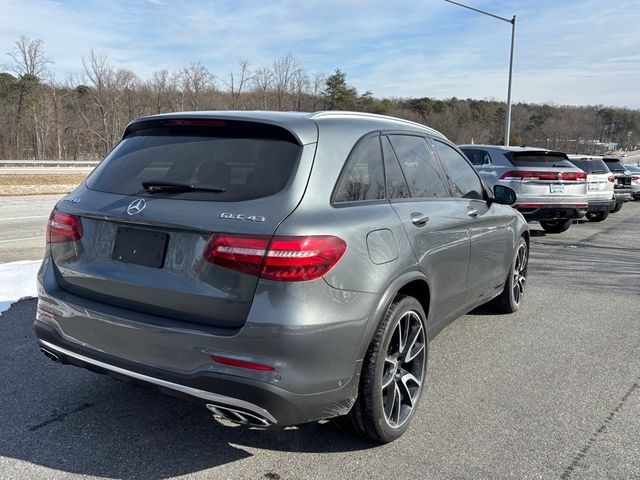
[387,135,449,198]
[381,136,410,199]
[433,141,484,200]
[333,135,385,203]
[86,122,302,202]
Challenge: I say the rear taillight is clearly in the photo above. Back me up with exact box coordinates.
[559,172,587,181]
[500,170,586,181]
[46,210,83,243]
[204,234,347,282]
[500,170,558,180]
[607,176,615,183]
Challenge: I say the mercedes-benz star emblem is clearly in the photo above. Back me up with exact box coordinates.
[127,198,146,215]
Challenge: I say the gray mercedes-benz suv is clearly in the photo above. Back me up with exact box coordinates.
[35,111,529,443]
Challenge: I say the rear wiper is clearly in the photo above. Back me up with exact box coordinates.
[142,181,226,194]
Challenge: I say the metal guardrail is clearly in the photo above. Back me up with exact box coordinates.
[0,160,99,167]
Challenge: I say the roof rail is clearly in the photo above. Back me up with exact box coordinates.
[308,111,445,138]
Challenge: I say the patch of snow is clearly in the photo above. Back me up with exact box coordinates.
[0,260,41,315]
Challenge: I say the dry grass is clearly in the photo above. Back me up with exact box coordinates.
[0,173,87,196]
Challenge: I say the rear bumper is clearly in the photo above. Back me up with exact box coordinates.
[614,190,632,203]
[587,199,616,213]
[514,204,587,222]
[34,257,374,426]
[35,321,360,426]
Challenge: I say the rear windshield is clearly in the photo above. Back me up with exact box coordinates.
[507,152,574,168]
[86,123,301,201]
[568,159,609,174]
[603,159,627,173]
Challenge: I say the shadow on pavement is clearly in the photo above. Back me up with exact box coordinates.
[0,299,375,480]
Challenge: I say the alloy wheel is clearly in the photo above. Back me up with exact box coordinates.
[512,243,528,306]
[381,310,426,428]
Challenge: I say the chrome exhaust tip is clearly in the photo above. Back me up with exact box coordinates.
[40,347,59,363]
[206,403,272,427]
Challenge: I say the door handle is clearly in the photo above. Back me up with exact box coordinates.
[467,208,479,217]
[410,212,430,226]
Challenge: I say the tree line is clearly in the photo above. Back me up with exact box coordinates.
[1,36,638,160]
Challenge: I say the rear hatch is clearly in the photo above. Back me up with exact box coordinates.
[567,157,614,201]
[502,151,587,202]
[50,118,316,329]
[603,158,632,189]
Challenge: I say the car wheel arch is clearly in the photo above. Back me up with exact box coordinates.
[357,271,432,362]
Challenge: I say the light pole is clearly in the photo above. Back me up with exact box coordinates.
[444,0,516,146]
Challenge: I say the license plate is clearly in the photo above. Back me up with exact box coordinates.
[588,183,600,191]
[550,184,565,193]
[112,227,168,268]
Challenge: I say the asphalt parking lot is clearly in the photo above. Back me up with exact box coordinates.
[1,201,639,480]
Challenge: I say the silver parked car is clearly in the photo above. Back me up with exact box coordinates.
[566,155,615,222]
[460,145,588,233]
[35,111,529,443]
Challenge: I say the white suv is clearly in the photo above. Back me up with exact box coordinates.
[567,155,615,222]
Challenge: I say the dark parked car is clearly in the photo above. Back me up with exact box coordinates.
[602,157,632,212]
[35,111,529,443]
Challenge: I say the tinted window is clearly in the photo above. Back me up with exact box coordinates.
[387,135,449,198]
[333,135,385,203]
[86,126,301,202]
[381,136,410,199]
[568,159,609,174]
[461,148,492,166]
[603,159,627,173]
[433,141,484,200]
[508,152,574,168]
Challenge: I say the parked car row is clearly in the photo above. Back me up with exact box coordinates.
[460,145,637,233]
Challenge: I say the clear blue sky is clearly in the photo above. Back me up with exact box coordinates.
[2,0,639,107]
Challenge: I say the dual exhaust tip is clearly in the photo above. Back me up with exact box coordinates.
[206,403,272,427]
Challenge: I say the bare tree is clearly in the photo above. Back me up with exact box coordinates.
[149,69,176,114]
[226,60,253,109]
[272,53,299,110]
[252,66,273,110]
[291,68,309,111]
[5,36,53,158]
[179,62,213,110]
[76,50,137,155]
[5,36,52,78]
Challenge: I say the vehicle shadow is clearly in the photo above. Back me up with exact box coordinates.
[0,300,376,480]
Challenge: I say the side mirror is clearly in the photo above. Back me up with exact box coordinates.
[492,185,517,206]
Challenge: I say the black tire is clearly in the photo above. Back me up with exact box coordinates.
[585,210,609,222]
[539,218,573,233]
[632,194,640,201]
[339,295,427,443]
[489,237,528,314]
[610,202,623,213]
